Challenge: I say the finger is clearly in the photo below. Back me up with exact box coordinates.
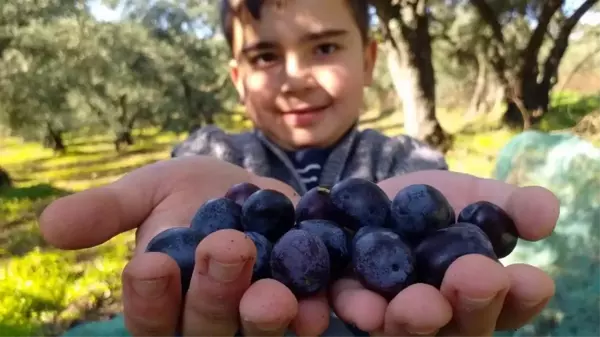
[383,283,452,336]
[239,279,298,336]
[496,264,556,331]
[503,186,559,241]
[437,254,510,336]
[134,174,301,256]
[182,229,256,336]
[39,156,252,250]
[377,170,559,241]
[122,252,182,336]
[331,278,388,332]
[289,291,331,336]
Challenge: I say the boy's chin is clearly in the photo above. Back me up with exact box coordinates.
[286,131,338,149]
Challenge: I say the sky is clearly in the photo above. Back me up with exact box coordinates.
[88,0,122,22]
[88,0,600,25]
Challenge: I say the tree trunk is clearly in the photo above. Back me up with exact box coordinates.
[181,78,199,124]
[45,122,66,153]
[372,0,452,152]
[201,109,215,125]
[465,49,489,118]
[386,47,448,147]
[114,94,136,152]
[471,0,599,129]
[503,76,536,129]
[0,166,12,190]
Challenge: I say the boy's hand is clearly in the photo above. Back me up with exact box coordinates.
[38,156,559,337]
[331,171,558,336]
[39,156,329,337]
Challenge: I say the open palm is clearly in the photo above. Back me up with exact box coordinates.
[39,156,557,336]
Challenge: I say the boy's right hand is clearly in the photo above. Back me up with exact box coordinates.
[39,156,331,337]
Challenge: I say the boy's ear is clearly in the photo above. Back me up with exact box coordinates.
[363,39,378,86]
[229,59,245,102]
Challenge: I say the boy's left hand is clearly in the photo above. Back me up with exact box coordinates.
[330,170,558,336]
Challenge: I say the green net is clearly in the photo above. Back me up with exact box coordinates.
[493,130,600,337]
[59,315,130,337]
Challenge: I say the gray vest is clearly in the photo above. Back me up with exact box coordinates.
[171,125,448,195]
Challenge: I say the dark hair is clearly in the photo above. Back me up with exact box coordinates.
[219,0,371,53]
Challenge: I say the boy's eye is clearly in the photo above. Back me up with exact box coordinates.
[249,52,279,67]
[315,43,339,55]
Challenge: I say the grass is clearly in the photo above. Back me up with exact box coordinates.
[0,128,178,336]
[0,92,598,336]
[539,91,600,133]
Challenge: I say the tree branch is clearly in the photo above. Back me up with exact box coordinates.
[540,0,600,90]
[518,0,563,93]
[469,0,504,43]
[562,0,598,33]
[522,0,563,66]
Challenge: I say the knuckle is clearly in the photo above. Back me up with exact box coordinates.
[187,297,236,323]
[125,315,169,336]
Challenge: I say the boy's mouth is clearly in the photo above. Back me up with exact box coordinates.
[284,103,331,115]
[282,104,331,127]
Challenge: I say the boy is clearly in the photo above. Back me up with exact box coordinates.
[47,1,557,336]
[171,0,448,195]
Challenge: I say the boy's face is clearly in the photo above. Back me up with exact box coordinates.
[229,0,377,150]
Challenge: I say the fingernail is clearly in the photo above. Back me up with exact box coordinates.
[460,294,495,311]
[521,298,545,309]
[208,259,245,282]
[132,277,168,298]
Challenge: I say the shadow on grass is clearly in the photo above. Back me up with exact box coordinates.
[0,322,45,337]
[62,131,159,147]
[539,93,600,131]
[13,144,172,179]
[54,158,161,181]
[16,148,117,172]
[0,184,72,258]
[8,145,170,183]
[0,184,72,202]
[0,221,50,257]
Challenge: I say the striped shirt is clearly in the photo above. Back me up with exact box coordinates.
[285,148,332,190]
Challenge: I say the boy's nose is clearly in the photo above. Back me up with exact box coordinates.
[281,56,316,93]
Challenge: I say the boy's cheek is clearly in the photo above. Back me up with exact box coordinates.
[313,62,363,97]
[245,72,271,93]
[314,69,345,94]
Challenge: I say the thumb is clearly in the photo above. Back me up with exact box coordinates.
[38,156,253,250]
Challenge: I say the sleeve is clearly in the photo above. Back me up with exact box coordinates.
[170,125,241,165]
[384,134,449,176]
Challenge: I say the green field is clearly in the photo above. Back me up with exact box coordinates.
[0,91,598,336]
[0,129,185,336]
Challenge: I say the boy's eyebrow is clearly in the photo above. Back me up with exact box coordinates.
[241,41,275,55]
[240,29,349,54]
[301,28,349,42]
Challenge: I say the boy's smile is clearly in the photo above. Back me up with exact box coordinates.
[228,0,377,150]
[281,102,331,127]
